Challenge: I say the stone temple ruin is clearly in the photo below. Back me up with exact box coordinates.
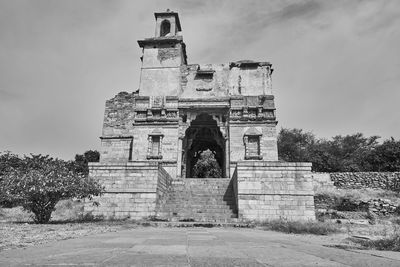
[86,11,315,222]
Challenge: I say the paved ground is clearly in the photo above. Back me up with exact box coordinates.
[1,227,400,266]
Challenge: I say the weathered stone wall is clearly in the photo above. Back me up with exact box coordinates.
[180,64,230,98]
[179,63,273,98]
[229,124,278,164]
[102,92,135,137]
[330,172,400,191]
[139,68,181,96]
[312,172,335,190]
[100,137,132,163]
[228,64,272,95]
[368,199,399,216]
[235,161,315,221]
[130,125,178,161]
[139,41,185,96]
[85,162,172,220]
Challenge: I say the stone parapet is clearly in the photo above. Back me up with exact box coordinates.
[235,161,315,221]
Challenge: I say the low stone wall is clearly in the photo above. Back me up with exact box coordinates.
[369,199,398,216]
[235,161,315,221]
[312,172,335,190]
[330,172,400,191]
[85,161,171,220]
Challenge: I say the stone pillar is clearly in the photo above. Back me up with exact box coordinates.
[176,134,184,179]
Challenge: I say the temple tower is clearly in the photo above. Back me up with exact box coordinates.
[138,10,187,96]
[86,11,315,223]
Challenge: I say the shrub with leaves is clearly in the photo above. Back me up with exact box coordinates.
[193,149,222,178]
[0,154,103,224]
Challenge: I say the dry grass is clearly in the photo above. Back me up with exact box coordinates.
[0,199,142,251]
[315,187,400,204]
[0,199,98,223]
[0,221,139,252]
[260,219,342,235]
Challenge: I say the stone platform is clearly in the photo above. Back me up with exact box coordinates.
[86,161,315,222]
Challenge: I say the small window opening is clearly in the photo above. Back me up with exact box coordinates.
[160,20,171,37]
[147,134,163,159]
[244,129,263,160]
[247,136,260,158]
[152,136,160,155]
[195,72,213,80]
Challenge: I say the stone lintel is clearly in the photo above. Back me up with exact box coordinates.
[133,121,179,126]
[179,97,231,103]
[230,95,274,100]
[236,161,312,168]
[137,36,183,47]
[228,120,278,125]
[106,189,157,193]
[88,161,159,168]
[229,60,272,69]
[99,136,133,140]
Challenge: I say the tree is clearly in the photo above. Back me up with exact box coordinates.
[193,149,222,178]
[0,152,23,207]
[277,128,380,172]
[0,154,103,223]
[72,150,100,176]
[367,138,400,171]
[0,151,22,176]
[277,128,316,162]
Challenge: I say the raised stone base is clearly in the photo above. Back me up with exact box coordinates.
[234,161,315,221]
[84,161,172,220]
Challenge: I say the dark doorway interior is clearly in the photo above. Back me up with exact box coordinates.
[183,113,225,178]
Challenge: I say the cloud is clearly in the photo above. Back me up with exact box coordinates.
[0,89,21,101]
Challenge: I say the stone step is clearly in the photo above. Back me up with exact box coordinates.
[143,221,250,227]
[168,194,234,197]
[168,195,234,198]
[183,178,232,182]
[165,201,235,207]
[164,205,235,209]
[171,187,233,191]
[157,212,238,220]
[165,202,235,207]
[168,197,234,200]
[158,178,237,224]
[171,188,233,192]
[162,206,236,213]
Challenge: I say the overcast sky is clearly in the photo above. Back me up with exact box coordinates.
[0,0,399,160]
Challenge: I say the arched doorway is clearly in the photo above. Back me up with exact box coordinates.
[182,113,225,178]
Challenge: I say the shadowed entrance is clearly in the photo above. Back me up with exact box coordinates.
[182,113,225,178]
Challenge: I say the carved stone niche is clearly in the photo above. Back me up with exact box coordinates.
[147,128,164,159]
[243,127,263,160]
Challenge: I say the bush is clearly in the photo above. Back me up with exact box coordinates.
[0,154,104,224]
[193,149,222,178]
[261,219,341,235]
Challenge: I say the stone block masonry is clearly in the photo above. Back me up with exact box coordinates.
[330,172,400,191]
[235,161,315,221]
[85,162,172,220]
[88,11,316,222]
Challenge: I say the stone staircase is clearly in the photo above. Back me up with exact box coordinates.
[156,178,238,223]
